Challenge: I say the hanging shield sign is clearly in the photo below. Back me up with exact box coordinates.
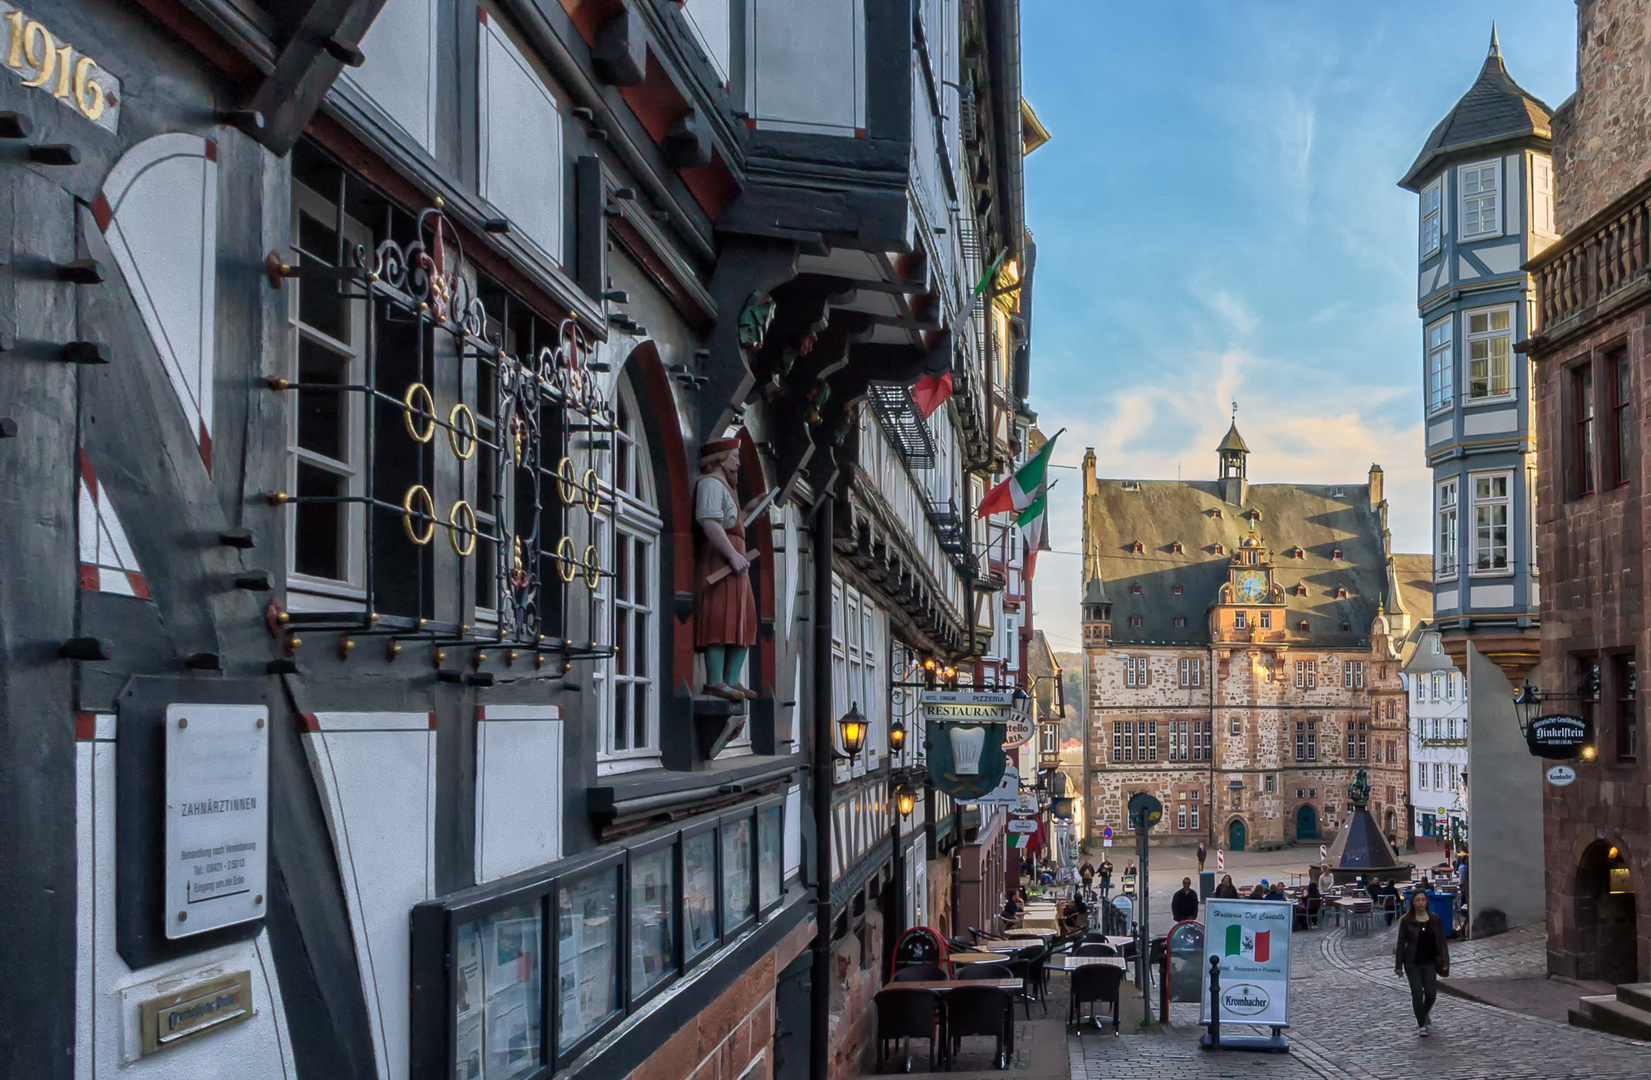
[1004,713,1034,747]
[923,691,1013,801]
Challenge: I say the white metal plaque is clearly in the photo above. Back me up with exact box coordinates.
[164,704,269,938]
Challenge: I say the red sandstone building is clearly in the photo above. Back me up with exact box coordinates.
[1525,2,1649,989]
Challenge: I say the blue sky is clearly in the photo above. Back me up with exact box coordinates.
[1022,2,1577,653]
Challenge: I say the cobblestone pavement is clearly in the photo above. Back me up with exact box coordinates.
[1068,924,1650,1080]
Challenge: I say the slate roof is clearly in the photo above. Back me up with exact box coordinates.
[1216,421,1249,454]
[1084,477,1429,650]
[1399,29,1552,191]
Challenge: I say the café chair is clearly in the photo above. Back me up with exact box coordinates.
[1075,943,1116,957]
[1069,964,1125,1033]
[892,964,948,983]
[874,987,942,1073]
[945,986,1013,1070]
[958,962,1013,980]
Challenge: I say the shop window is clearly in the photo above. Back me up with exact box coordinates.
[557,865,623,1054]
[454,900,544,1078]
[683,827,720,964]
[720,812,754,935]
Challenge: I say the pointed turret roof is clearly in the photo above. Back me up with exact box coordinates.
[1216,421,1249,455]
[1083,576,1110,606]
[1399,27,1552,191]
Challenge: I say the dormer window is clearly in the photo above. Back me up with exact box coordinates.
[1172,584,1183,596]
[1341,622,1352,632]
[1211,508,1223,519]
[1171,541,1183,554]
[1130,541,1144,554]
[1121,480,1142,492]
[1336,587,1349,598]
[1295,584,1308,597]
[1213,544,1224,556]
[1332,548,1343,560]
[1131,584,1143,595]
[1174,616,1186,628]
[1298,620,1309,631]
[1129,615,1143,627]
[1290,547,1304,559]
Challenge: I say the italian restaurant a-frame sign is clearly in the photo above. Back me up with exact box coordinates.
[923,690,1013,801]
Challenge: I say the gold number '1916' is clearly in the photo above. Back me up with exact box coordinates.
[4,9,107,122]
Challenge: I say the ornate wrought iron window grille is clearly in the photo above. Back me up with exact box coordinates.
[274,145,614,663]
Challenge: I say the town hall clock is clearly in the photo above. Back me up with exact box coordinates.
[1235,569,1269,603]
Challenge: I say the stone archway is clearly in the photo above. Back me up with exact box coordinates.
[1295,804,1318,841]
[1576,841,1640,984]
[1227,818,1247,852]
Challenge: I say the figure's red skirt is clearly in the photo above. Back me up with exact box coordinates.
[695,518,756,648]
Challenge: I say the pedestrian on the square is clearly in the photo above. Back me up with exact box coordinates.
[1171,877,1199,922]
[1197,842,1207,871]
[1213,874,1239,898]
[1317,863,1334,894]
[1394,890,1450,1035]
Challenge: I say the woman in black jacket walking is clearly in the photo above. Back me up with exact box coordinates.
[1394,890,1450,1035]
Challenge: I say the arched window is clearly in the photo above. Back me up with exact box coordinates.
[596,377,662,773]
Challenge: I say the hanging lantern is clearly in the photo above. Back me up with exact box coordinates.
[895,784,916,817]
[888,718,907,753]
[837,702,868,756]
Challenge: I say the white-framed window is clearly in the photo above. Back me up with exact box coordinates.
[1124,656,1149,687]
[1436,478,1459,579]
[1294,659,1316,689]
[1234,610,1247,630]
[1418,764,1428,790]
[1343,661,1364,689]
[1471,472,1512,574]
[1459,160,1501,239]
[1465,306,1513,399]
[1179,657,1202,688]
[1430,673,1442,701]
[1434,763,1445,789]
[1420,176,1443,258]
[1445,674,1456,700]
[1532,154,1556,237]
[287,182,370,606]
[1427,316,1453,413]
[831,578,886,771]
[1177,804,1187,830]
[595,381,662,773]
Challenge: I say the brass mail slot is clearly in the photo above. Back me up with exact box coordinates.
[139,971,253,1056]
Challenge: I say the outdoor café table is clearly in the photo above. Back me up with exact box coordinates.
[1003,928,1053,940]
[948,951,1011,965]
[876,980,1024,1059]
[1049,954,1128,971]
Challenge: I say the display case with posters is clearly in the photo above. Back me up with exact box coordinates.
[757,797,784,915]
[720,809,755,936]
[682,821,721,966]
[627,834,679,1007]
[557,861,623,1056]
[410,799,787,1078]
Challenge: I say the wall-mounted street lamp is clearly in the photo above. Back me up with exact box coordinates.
[836,702,868,758]
[888,718,907,754]
[895,783,916,817]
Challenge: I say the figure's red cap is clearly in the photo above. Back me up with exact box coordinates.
[700,438,740,457]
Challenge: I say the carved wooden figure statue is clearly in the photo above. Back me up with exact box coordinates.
[695,438,763,701]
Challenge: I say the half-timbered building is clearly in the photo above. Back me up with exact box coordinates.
[0,2,1036,1079]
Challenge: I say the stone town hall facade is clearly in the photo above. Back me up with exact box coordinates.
[1080,427,1431,852]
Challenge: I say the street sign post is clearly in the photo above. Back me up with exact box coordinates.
[1199,898,1292,1052]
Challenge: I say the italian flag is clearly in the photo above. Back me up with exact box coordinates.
[1224,924,1270,963]
[975,431,1060,520]
[1007,831,1031,850]
[977,432,1060,581]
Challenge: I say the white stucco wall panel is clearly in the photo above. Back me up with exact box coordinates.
[475,705,564,883]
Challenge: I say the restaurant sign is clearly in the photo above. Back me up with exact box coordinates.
[923,691,1013,800]
[1526,713,1591,759]
[1201,898,1293,1028]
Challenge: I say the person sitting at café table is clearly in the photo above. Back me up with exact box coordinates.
[1213,874,1240,899]
[1001,890,1022,922]
[1318,864,1335,894]
[1267,881,1286,899]
[1171,877,1200,922]
[1249,880,1269,899]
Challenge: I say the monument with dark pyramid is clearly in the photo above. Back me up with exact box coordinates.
[1325,770,1413,885]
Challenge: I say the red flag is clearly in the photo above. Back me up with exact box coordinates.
[912,371,953,420]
